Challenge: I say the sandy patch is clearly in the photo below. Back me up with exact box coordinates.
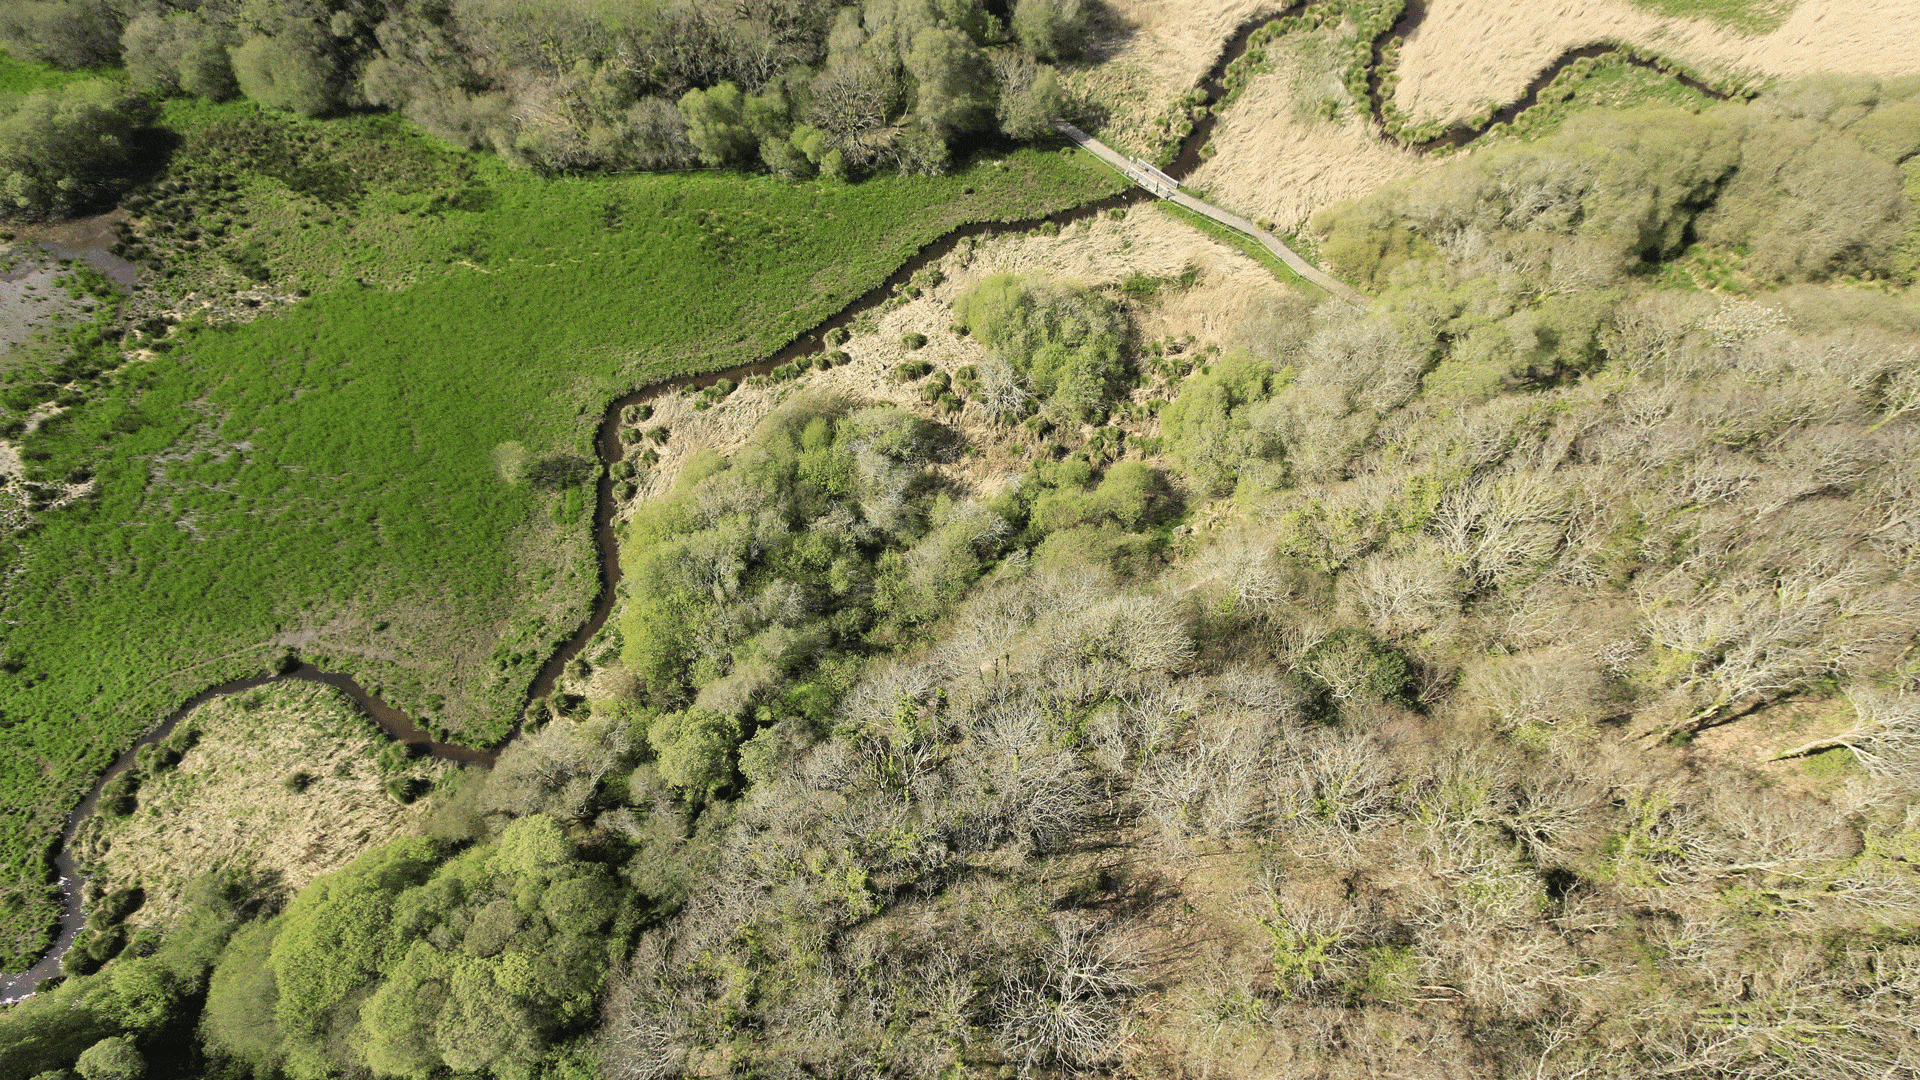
[1395,0,1920,126]
[0,248,87,357]
[617,209,1302,509]
[70,681,446,929]
[1063,0,1291,157]
[1183,47,1433,233]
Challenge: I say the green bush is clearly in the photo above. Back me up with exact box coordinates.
[952,273,1128,421]
[229,28,340,118]
[1160,351,1286,496]
[74,1038,143,1080]
[0,80,153,219]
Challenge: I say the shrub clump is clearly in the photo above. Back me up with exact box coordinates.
[953,274,1128,422]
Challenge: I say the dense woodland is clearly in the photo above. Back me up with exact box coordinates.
[2,14,1920,1080]
[0,0,1090,218]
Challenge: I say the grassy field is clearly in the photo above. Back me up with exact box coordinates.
[0,50,114,94]
[1628,0,1798,34]
[0,101,1124,969]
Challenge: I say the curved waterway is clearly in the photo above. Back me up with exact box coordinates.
[1364,0,1736,152]
[2,5,1745,1000]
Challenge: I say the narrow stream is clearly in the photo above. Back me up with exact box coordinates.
[1365,0,1735,152]
[2,5,1740,1000]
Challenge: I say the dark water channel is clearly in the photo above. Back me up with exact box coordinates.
[1366,0,1734,152]
[1,4,1734,1000]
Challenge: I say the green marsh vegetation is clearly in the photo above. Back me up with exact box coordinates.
[0,48,111,95]
[1629,0,1800,34]
[0,92,1122,968]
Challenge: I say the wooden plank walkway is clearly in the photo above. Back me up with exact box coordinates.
[1054,121,1369,308]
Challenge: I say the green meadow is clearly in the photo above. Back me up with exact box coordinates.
[0,49,111,94]
[0,101,1124,968]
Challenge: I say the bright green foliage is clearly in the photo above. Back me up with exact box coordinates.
[0,79,150,218]
[0,871,275,1077]
[1026,460,1168,535]
[615,401,1011,785]
[907,27,993,139]
[73,1038,142,1080]
[494,813,574,881]
[269,838,439,1044]
[1160,352,1286,496]
[0,47,108,93]
[648,708,743,798]
[680,82,757,168]
[617,403,936,698]
[998,64,1067,140]
[1011,0,1089,61]
[953,274,1128,420]
[85,959,184,1032]
[229,28,339,118]
[120,13,235,101]
[999,458,1177,576]
[198,826,632,1080]
[202,921,285,1074]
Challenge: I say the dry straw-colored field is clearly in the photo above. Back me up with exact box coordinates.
[1062,0,1291,156]
[1395,0,1920,126]
[69,682,446,929]
[619,206,1300,508]
[1184,31,1432,234]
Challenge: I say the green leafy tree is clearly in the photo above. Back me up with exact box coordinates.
[954,274,1127,420]
[0,0,121,68]
[121,13,235,100]
[494,813,575,882]
[998,63,1065,140]
[1161,352,1285,496]
[229,25,340,117]
[202,921,285,1074]
[0,80,149,220]
[679,82,758,168]
[89,959,184,1034]
[268,838,439,1048]
[906,26,993,139]
[1011,0,1088,61]
[649,707,741,797]
[73,1038,143,1080]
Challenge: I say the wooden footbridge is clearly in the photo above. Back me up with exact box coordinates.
[1054,121,1368,308]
